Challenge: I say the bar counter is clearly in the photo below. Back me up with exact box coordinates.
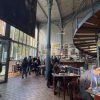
[60,60,84,68]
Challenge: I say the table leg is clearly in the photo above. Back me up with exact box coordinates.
[63,77,66,100]
[53,77,57,95]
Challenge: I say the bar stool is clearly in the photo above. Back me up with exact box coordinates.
[68,78,83,100]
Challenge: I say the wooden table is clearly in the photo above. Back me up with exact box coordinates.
[52,73,80,100]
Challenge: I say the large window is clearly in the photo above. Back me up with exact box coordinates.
[10,42,13,59]
[22,45,25,58]
[10,26,15,39]
[14,29,19,41]
[29,47,33,57]
[19,31,23,43]
[30,37,33,46]
[0,20,6,36]
[27,35,30,45]
[23,33,26,44]
[13,43,18,60]
[10,26,37,60]
[17,44,22,59]
[26,46,29,57]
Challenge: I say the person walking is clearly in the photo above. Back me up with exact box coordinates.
[21,57,28,79]
[27,56,32,75]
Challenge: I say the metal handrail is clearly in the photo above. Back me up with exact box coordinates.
[72,0,100,37]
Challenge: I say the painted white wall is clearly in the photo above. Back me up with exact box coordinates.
[63,21,73,45]
[39,23,61,55]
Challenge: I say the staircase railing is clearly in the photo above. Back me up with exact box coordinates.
[72,0,100,37]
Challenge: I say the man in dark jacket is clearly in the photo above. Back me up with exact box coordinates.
[21,57,28,79]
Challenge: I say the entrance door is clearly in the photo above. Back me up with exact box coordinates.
[0,39,10,83]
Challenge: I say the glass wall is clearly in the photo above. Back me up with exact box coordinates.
[10,27,37,60]
[0,20,6,36]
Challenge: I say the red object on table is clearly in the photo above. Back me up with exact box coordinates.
[95,95,100,100]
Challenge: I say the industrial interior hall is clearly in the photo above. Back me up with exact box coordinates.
[0,0,100,100]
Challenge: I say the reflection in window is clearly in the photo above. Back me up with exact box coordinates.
[2,45,7,62]
[23,33,26,44]
[26,46,29,57]
[27,35,30,45]
[30,37,32,46]
[0,20,6,36]
[33,40,37,48]
[13,43,18,60]
[33,48,36,57]
[32,39,35,47]
[29,47,33,56]
[19,31,23,43]
[10,26,15,40]
[14,29,19,41]
[22,45,25,58]
[9,26,37,60]
[17,44,22,59]
[10,42,13,59]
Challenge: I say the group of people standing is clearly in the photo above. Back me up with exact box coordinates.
[21,56,41,79]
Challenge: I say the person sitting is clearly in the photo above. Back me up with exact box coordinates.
[53,62,60,74]
[90,64,98,88]
[33,60,39,75]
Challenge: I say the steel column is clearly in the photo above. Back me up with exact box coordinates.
[45,0,53,79]
[36,26,39,57]
[61,31,63,50]
[5,23,11,82]
[97,34,100,67]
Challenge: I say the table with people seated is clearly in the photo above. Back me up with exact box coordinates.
[52,73,80,100]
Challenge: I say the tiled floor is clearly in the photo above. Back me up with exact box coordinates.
[0,74,70,100]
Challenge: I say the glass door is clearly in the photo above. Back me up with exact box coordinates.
[0,39,10,83]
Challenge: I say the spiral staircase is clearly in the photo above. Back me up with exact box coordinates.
[73,0,100,57]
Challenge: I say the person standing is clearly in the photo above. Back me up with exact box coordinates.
[47,61,53,88]
[27,56,32,75]
[21,57,28,79]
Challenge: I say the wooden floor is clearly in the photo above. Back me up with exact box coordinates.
[0,74,70,100]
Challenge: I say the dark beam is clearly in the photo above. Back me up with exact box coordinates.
[74,38,96,41]
[74,35,96,38]
[55,0,62,26]
[80,46,96,49]
[77,27,100,33]
[88,17,100,26]
[76,44,96,48]
[76,32,96,34]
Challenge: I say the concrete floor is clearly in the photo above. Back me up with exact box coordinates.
[0,74,70,100]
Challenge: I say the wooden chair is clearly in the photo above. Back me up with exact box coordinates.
[68,78,83,100]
